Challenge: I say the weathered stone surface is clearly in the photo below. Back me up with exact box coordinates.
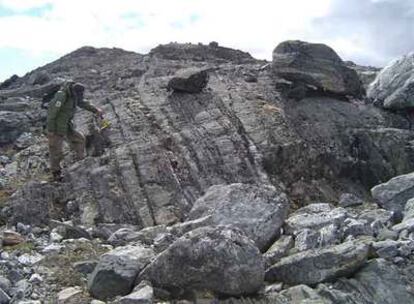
[268,285,325,303]
[371,172,414,213]
[119,281,153,304]
[14,132,35,150]
[318,259,414,304]
[188,183,289,250]
[0,277,11,295]
[51,220,91,240]
[284,203,347,234]
[138,226,264,296]
[150,42,255,63]
[28,71,50,86]
[88,245,155,300]
[2,230,25,246]
[265,241,369,285]
[108,225,173,249]
[392,218,414,233]
[272,40,364,97]
[368,53,414,110]
[0,74,19,90]
[0,111,30,144]
[372,240,399,259]
[263,235,294,267]
[4,44,414,231]
[73,260,97,275]
[167,67,209,93]
[343,218,373,239]
[0,288,10,304]
[6,181,64,226]
[404,198,414,221]
[358,208,394,227]
[57,286,82,304]
[338,193,364,207]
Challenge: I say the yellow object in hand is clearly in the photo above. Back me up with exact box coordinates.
[100,119,112,130]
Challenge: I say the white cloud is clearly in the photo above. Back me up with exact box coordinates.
[2,0,412,80]
[0,0,331,61]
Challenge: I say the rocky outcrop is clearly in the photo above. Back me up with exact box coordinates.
[0,111,30,145]
[3,42,414,228]
[318,259,414,304]
[371,172,414,213]
[1,41,414,303]
[88,245,155,300]
[150,42,256,63]
[138,226,264,296]
[272,40,364,97]
[188,183,289,250]
[368,53,414,110]
[265,240,369,285]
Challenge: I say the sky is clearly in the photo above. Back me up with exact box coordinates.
[0,0,413,82]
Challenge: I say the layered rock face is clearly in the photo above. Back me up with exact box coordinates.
[3,42,414,228]
[1,41,414,303]
[368,52,414,109]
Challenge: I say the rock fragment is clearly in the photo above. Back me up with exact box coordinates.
[88,245,155,300]
[167,67,209,93]
[138,226,264,296]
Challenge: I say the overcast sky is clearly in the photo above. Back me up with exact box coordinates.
[0,0,413,82]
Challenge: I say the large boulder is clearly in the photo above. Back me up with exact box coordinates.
[138,226,264,296]
[368,53,414,110]
[318,259,414,304]
[167,67,209,93]
[284,203,347,234]
[371,172,414,213]
[88,245,155,300]
[188,183,289,250]
[265,240,369,285]
[0,111,30,144]
[272,40,364,97]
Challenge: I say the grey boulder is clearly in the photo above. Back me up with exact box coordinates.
[88,245,155,300]
[368,52,414,110]
[338,193,364,207]
[0,288,10,304]
[265,240,369,285]
[404,198,414,221]
[284,203,347,235]
[263,235,294,268]
[119,281,153,304]
[371,172,414,213]
[319,259,414,304]
[272,40,364,97]
[138,226,264,296]
[14,132,35,150]
[167,67,209,93]
[188,183,289,251]
[0,111,30,144]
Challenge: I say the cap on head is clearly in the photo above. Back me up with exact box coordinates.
[71,83,85,94]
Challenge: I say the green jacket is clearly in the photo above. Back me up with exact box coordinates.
[47,88,98,135]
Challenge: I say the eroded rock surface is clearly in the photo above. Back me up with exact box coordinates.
[272,40,364,97]
[138,226,264,296]
[368,52,414,110]
[1,41,414,303]
[188,183,289,250]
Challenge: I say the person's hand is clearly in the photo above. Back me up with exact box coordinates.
[96,108,104,119]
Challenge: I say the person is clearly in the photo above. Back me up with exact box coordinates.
[47,81,103,180]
